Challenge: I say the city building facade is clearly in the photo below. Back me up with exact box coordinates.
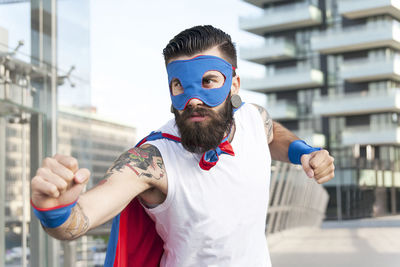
[0,0,94,266]
[240,0,400,220]
[0,1,59,265]
[57,106,137,188]
[3,105,136,266]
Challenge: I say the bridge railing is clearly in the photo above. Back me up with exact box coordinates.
[266,162,329,235]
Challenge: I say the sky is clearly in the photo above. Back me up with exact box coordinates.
[90,0,267,138]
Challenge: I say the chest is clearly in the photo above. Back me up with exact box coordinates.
[174,146,271,213]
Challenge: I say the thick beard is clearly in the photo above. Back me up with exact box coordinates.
[173,97,234,154]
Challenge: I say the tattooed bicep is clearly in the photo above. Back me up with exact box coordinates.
[251,103,273,143]
[104,144,166,181]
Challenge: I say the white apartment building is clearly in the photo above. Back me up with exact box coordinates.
[240,0,400,219]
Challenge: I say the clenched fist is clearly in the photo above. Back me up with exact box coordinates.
[31,154,90,209]
[301,149,335,184]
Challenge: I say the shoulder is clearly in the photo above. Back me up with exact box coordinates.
[248,103,272,127]
[249,103,274,143]
[106,144,167,187]
[250,103,268,117]
[135,144,168,198]
[137,144,164,160]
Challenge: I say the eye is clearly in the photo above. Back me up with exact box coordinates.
[170,78,184,96]
[202,71,225,89]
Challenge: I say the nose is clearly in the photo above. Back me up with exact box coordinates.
[186,98,204,109]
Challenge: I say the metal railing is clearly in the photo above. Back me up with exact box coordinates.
[266,162,329,235]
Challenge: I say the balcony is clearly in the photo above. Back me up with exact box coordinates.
[243,0,289,8]
[313,89,400,116]
[311,20,400,54]
[242,68,324,93]
[267,100,297,120]
[240,39,296,64]
[342,126,400,146]
[338,0,400,20]
[340,56,400,82]
[239,3,322,36]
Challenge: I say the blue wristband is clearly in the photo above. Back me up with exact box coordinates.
[288,140,321,165]
[31,199,78,228]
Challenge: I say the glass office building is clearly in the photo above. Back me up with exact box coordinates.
[240,0,400,220]
[0,0,91,266]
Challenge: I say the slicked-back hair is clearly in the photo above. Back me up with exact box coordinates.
[163,25,237,74]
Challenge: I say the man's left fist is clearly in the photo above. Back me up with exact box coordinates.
[300,150,334,184]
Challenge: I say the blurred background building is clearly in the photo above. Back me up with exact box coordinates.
[0,0,136,266]
[0,0,58,265]
[4,106,136,266]
[240,0,400,220]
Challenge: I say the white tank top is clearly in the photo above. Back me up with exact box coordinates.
[145,103,272,267]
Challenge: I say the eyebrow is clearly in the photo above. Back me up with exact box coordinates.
[202,74,222,79]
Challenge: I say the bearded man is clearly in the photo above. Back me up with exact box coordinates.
[31,25,335,267]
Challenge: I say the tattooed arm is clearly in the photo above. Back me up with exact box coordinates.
[33,145,166,240]
[43,201,90,240]
[251,103,335,181]
[251,103,299,162]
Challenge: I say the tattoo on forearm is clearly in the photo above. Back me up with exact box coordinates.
[64,202,89,239]
[104,145,165,180]
[252,104,273,140]
[44,202,90,240]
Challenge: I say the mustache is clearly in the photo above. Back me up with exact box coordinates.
[180,107,213,119]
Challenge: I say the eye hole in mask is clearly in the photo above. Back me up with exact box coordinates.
[202,70,226,89]
[170,78,183,96]
[169,70,226,96]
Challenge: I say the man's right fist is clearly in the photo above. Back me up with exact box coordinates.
[31,154,90,209]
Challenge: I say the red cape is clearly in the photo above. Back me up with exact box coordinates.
[104,198,164,266]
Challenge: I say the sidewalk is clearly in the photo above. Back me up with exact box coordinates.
[267,216,400,267]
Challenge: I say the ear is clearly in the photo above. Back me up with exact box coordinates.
[231,75,240,95]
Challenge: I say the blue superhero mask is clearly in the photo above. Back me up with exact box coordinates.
[167,55,234,110]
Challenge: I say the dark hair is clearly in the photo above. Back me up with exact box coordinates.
[163,25,237,73]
